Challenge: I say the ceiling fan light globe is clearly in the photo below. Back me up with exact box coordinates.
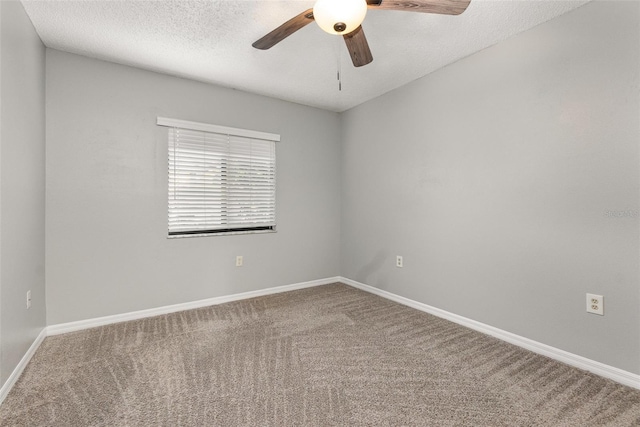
[313,0,367,35]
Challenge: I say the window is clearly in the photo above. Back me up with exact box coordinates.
[157,117,279,237]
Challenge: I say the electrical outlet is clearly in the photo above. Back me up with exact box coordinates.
[396,256,403,268]
[586,293,603,315]
[236,255,243,267]
[26,290,32,309]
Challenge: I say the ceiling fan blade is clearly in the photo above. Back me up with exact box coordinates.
[367,0,471,15]
[252,9,315,50]
[343,26,373,67]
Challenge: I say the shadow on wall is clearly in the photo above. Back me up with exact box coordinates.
[356,250,389,290]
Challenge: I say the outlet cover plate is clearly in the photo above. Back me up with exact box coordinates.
[586,293,604,315]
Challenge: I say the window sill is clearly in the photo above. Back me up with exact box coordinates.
[167,229,277,239]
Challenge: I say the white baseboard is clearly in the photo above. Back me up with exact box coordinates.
[2,275,637,409]
[340,277,640,390]
[47,277,341,336]
[0,328,47,405]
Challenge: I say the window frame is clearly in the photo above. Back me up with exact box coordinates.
[158,117,279,238]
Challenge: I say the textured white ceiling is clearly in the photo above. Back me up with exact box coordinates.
[21,0,590,112]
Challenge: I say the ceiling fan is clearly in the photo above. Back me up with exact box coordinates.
[252,0,472,67]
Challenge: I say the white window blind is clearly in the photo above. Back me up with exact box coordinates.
[162,119,277,237]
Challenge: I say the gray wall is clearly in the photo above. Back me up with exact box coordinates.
[0,1,46,385]
[340,1,639,374]
[45,50,341,325]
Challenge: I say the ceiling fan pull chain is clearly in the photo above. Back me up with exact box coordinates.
[336,36,342,91]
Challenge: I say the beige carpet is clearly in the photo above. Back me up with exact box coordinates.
[1,283,638,426]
